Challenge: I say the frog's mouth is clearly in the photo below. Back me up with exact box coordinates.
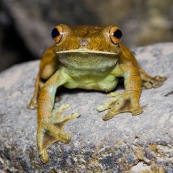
[56,49,118,55]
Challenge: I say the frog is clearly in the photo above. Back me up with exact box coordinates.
[28,24,167,163]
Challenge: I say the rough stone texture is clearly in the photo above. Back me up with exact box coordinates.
[0,43,173,172]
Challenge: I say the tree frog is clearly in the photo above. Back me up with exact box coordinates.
[28,24,166,163]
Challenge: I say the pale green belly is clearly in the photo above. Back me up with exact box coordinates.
[64,74,118,92]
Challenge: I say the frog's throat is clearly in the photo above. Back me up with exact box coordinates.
[56,49,118,55]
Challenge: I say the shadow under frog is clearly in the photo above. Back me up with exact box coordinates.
[28,24,167,163]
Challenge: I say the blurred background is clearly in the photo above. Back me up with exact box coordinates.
[0,0,173,72]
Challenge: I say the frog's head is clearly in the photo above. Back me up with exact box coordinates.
[51,24,123,74]
[51,24,122,55]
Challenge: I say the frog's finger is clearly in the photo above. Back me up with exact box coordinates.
[108,92,121,97]
[142,79,165,89]
[152,81,164,88]
[65,113,81,120]
[27,99,37,109]
[108,92,117,97]
[50,113,80,124]
[39,149,49,163]
[49,111,80,124]
[102,99,126,120]
[97,100,116,112]
[51,104,80,123]
[154,76,167,82]
[142,81,153,89]
[52,104,70,116]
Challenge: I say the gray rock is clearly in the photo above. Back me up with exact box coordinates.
[0,43,173,172]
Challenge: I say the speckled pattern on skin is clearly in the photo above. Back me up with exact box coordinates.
[0,43,173,172]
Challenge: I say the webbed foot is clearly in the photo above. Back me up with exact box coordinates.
[37,104,80,163]
[142,75,167,89]
[140,68,167,89]
[97,91,142,121]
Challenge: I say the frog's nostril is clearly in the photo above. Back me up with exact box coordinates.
[80,38,88,47]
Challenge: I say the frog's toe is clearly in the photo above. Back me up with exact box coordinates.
[27,99,37,109]
[143,81,153,89]
[131,107,143,116]
[154,75,167,82]
[142,75,167,89]
[143,79,163,89]
[39,149,49,163]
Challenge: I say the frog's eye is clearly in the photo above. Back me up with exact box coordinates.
[51,26,63,43]
[109,27,122,44]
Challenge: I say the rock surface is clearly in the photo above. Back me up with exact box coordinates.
[0,43,173,172]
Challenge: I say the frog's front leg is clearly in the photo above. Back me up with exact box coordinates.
[97,63,142,120]
[37,70,80,163]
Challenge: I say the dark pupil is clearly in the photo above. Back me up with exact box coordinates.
[113,29,122,39]
[51,28,60,38]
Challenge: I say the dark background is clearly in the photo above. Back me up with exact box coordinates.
[0,0,173,72]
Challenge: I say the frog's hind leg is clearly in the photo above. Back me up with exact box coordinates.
[37,104,80,163]
[139,67,167,89]
[27,75,43,109]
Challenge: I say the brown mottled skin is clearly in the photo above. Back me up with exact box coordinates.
[28,24,166,163]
